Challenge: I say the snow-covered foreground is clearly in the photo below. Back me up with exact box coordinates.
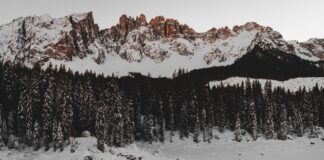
[1,131,323,160]
[147,131,324,160]
[209,77,324,92]
[0,137,168,160]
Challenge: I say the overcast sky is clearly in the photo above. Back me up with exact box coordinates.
[0,0,323,41]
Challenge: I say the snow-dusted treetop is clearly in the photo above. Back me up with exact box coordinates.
[209,77,324,92]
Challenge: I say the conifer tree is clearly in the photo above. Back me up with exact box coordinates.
[234,113,242,142]
[124,98,135,144]
[245,78,257,140]
[17,81,33,145]
[57,122,64,151]
[95,81,108,151]
[33,121,41,151]
[57,77,74,142]
[264,81,274,139]
[143,115,154,143]
[52,118,58,151]
[277,102,288,140]
[43,75,55,151]
[168,95,175,142]
[193,111,200,143]
[179,99,188,139]
[0,108,3,150]
[218,95,226,132]
[106,80,125,146]
[157,98,165,142]
[201,108,208,142]
[96,99,106,152]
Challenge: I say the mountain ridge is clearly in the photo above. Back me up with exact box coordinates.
[0,11,323,77]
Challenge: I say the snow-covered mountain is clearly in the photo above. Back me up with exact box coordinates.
[0,12,323,77]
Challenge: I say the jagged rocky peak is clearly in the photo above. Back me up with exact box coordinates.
[206,26,234,40]
[118,14,137,33]
[0,11,101,64]
[115,14,149,33]
[149,16,196,38]
[67,11,101,58]
[69,11,100,43]
[301,38,324,59]
[136,14,148,26]
[205,22,281,41]
[45,11,101,61]
[111,14,196,38]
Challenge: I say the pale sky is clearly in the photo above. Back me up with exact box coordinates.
[0,0,323,41]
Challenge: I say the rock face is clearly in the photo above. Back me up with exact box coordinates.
[68,12,100,58]
[149,16,195,38]
[0,12,102,64]
[0,12,323,73]
[301,38,324,59]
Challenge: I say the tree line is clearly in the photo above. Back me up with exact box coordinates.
[0,61,324,152]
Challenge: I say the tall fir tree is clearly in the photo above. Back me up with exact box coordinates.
[42,75,55,151]
[234,113,242,142]
[264,81,275,139]
[33,121,42,151]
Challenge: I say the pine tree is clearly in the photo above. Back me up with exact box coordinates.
[57,77,73,142]
[17,79,34,145]
[218,95,226,132]
[264,81,274,139]
[143,115,154,143]
[2,64,19,117]
[106,80,125,146]
[293,109,304,137]
[245,78,257,140]
[82,77,96,132]
[0,108,3,150]
[234,113,242,142]
[96,83,107,151]
[57,122,64,151]
[193,111,200,143]
[168,95,175,142]
[277,102,288,140]
[73,77,96,133]
[179,99,188,140]
[157,98,165,142]
[124,98,135,144]
[7,111,14,137]
[311,84,321,127]
[33,121,41,151]
[190,88,200,143]
[42,75,55,151]
[252,80,264,135]
[201,108,208,142]
[52,118,58,151]
[96,106,106,152]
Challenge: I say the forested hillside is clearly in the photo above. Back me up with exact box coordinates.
[0,61,324,152]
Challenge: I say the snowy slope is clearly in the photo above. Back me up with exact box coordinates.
[209,77,324,92]
[0,137,170,160]
[148,131,324,160]
[0,131,323,160]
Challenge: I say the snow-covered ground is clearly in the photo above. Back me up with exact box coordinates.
[0,137,168,160]
[1,130,323,160]
[147,130,324,160]
[209,77,324,92]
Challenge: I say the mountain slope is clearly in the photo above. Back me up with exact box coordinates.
[0,12,323,77]
[174,46,324,85]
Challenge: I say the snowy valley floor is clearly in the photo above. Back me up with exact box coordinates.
[0,131,324,160]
